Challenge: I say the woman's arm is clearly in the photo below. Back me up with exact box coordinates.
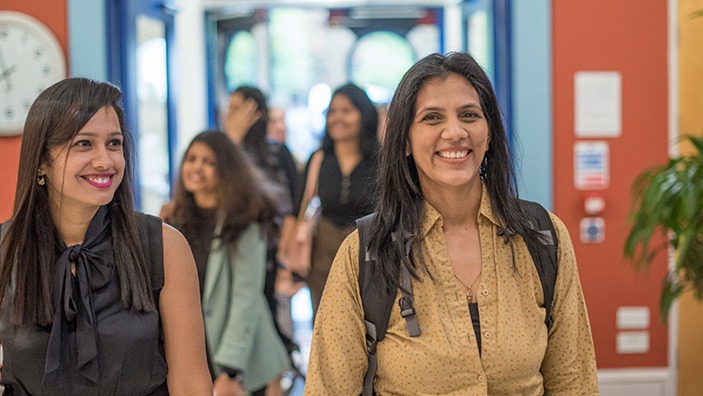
[225,97,260,143]
[160,224,213,395]
[541,214,599,394]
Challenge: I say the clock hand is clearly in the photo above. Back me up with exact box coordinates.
[0,48,13,91]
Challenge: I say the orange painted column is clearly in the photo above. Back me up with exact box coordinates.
[552,1,669,368]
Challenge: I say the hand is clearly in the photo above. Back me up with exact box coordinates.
[275,268,305,297]
[225,98,260,143]
[214,373,247,396]
[279,224,312,276]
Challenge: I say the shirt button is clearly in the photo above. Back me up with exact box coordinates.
[478,375,485,382]
[481,289,489,296]
[484,331,491,338]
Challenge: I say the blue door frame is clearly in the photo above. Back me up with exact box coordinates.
[106,0,178,209]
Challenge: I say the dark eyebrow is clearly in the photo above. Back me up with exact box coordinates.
[75,131,123,137]
[416,106,442,113]
[459,103,482,110]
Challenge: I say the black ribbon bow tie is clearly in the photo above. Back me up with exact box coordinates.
[43,206,113,389]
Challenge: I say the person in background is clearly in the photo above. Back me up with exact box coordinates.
[305,52,598,394]
[0,78,212,395]
[288,83,378,317]
[224,86,299,314]
[266,104,305,367]
[224,87,301,396]
[267,106,288,145]
[163,130,289,396]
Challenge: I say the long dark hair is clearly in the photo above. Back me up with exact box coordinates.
[0,78,153,326]
[233,86,271,170]
[370,52,538,291]
[321,83,379,160]
[170,130,280,246]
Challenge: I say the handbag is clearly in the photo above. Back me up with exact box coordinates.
[281,150,324,275]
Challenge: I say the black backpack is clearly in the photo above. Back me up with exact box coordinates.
[355,200,558,396]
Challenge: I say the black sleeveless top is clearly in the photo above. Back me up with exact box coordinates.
[0,209,168,395]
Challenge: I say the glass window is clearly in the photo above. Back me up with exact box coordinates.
[350,31,415,103]
[136,15,169,215]
[224,30,257,91]
[467,10,493,75]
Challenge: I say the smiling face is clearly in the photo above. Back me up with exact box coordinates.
[326,93,362,143]
[408,74,490,195]
[40,105,125,215]
[180,141,219,207]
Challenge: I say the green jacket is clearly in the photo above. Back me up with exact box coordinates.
[202,223,289,391]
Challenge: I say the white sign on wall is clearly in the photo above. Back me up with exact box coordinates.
[574,141,609,190]
[574,71,622,138]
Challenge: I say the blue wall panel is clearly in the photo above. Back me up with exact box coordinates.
[68,0,108,80]
[511,0,552,209]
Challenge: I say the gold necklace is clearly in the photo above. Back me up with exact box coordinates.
[455,271,482,303]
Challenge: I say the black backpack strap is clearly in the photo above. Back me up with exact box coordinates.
[357,213,394,396]
[136,213,164,303]
[357,213,419,396]
[397,266,420,337]
[519,200,559,331]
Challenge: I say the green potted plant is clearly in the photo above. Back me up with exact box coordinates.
[624,135,703,318]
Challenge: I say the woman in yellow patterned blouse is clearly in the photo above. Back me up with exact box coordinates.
[305,52,599,395]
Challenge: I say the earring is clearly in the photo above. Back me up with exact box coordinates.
[37,174,46,186]
[479,157,488,182]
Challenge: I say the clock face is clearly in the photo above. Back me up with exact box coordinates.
[0,11,67,136]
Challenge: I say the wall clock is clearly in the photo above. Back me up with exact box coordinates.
[0,11,67,136]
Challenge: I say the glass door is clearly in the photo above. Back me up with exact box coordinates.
[108,0,177,215]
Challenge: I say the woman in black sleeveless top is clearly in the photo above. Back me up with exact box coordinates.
[0,78,212,395]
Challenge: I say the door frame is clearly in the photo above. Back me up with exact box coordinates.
[106,0,178,208]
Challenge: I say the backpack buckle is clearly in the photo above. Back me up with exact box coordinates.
[398,296,415,318]
[398,296,421,337]
[364,320,378,355]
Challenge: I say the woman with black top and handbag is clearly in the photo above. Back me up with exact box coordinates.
[285,83,379,318]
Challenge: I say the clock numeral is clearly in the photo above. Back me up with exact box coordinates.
[0,28,8,40]
[37,87,44,94]
[23,100,32,111]
[4,106,14,120]
[34,47,44,59]
[42,64,52,75]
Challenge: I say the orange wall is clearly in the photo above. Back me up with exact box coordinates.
[553,2,669,368]
[0,1,68,222]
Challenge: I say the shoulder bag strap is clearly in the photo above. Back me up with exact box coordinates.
[297,150,325,220]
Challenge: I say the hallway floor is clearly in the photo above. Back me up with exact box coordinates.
[283,287,313,395]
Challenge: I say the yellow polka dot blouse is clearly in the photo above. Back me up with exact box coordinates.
[305,189,599,395]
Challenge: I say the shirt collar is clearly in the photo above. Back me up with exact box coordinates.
[420,183,503,238]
